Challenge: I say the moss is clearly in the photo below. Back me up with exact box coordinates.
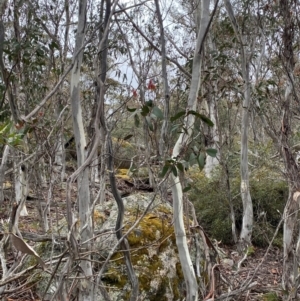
[261,292,281,301]
[116,168,131,180]
[101,205,184,300]
[117,168,129,175]
[93,210,107,224]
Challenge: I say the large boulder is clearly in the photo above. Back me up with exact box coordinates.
[94,193,184,301]
[31,192,216,300]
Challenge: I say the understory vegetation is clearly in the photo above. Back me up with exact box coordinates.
[1,0,300,300]
[189,167,287,247]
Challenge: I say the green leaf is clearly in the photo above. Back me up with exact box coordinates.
[199,114,214,127]
[170,111,186,122]
[206,148,218,157]
[180,160,189,170]
[134,114,140,127]
[183,184,192,192]
[193,146,199,153]
[127,106,137,112]
[159,164,170,178]
[189,152,197,166]
[0,122,11,135]
[145,100,153,107]
[197,153,206,171]
[171,165,178,177]
[177,162,184,173]
[146,116,154,131]
[187,110,214,127]
[152,106,164,120]
[141,105,150,116]
[171,124,180,132]
[123,134,133,140]
[36,48,45,57]
[49,41,60,50]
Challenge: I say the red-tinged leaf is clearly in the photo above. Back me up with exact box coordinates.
[147,79,156,91]
[132,89,138,98]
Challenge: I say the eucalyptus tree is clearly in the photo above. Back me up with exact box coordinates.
[0,0,58,219]
[68,1,96,300]
[223,0,256,252]
[169,0,213,299]
[252,0,300,294]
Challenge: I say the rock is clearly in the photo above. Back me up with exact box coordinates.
[94,193,184,300]
[31,192,216,300]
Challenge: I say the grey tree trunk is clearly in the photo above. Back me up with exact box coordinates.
[276,0,299,295]
[0,145,10,203]
[171,0,211,299]
[204,96,219,178]
[224,0,253,251]
[69,0,93,300]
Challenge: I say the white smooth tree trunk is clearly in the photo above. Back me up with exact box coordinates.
[204,97,219,178]
[15,161,28,217]
[0,145,10,203]
[70,1,93,300]
[171,0,211,299]
[224,0,253,250]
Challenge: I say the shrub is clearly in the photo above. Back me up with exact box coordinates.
[188,166,287,246]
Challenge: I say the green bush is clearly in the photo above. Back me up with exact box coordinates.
[188,166,287,246]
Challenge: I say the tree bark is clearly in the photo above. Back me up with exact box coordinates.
[69,0,93,300]
[171,0,211,299]
[224,0,253,251]
[278,0,299,295]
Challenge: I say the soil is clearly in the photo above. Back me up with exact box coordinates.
[217,246,283,300]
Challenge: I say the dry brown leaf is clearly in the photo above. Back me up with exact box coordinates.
[293,191,300,202]
[271,268,277,274]
[10,233,46,269]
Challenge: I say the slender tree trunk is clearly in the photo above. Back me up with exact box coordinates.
[278,0,299,295]
[155,0,170,200]
[224,0,253,251]
[239,69,253,249]
[14,162,28,216]
[155,0,170,159]
[204,96,219,178]
[70,1,93,300]
[171,0,211,299]
[0,145,9,203]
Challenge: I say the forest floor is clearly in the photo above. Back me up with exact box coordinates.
[0,180,284,301]
[218,246,283,300]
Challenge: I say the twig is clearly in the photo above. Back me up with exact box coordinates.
[205,281,258,301]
